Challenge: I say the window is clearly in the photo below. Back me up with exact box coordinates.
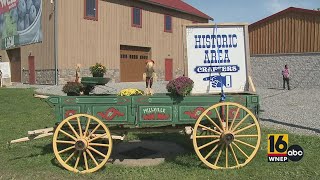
[129,55,139,59]
[84,0,98,20]
[120,54,128,59]
[164,15,172,32]
[132,7,142,28]
[140,55,148,59]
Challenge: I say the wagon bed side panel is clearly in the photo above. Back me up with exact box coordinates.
[47,96,134,125]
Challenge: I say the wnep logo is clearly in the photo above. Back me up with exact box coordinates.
[267,134,304,162]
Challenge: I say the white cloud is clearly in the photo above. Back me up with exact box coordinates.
[265,0,313,13]
[266,0,289,13]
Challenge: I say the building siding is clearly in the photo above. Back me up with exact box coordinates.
[249,12,320,55]
[57,0,208,82]
[0,0,55,84]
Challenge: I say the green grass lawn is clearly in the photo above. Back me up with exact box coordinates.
[0,88,319,180]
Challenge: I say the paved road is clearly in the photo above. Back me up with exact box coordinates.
[7,83,320,136]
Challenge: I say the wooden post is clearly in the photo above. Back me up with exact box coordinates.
[0,70,2,87]
[248,76,256,92]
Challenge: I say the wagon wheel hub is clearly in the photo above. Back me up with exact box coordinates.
[221,132,234,145]
[75,139,88,151]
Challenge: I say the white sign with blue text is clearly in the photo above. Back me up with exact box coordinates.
[186,25,248,94]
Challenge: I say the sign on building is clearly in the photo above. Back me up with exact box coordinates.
[0,0,43,50]
[186,24,250,94]
[0,62,11,78]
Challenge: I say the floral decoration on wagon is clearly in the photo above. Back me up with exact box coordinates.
[166,76,194,96]
[89,63,107,77]
[62,82,84,96]
[118,88,144,96]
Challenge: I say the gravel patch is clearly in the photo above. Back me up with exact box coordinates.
[6,83,320,136]
[34,81,170,96]
[256,87,320,136]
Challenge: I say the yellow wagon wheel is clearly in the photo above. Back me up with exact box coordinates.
[193,102,261,169]
[53,114,113,173]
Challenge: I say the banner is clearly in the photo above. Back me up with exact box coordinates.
[0,0,42,50]
[186,25,248,94]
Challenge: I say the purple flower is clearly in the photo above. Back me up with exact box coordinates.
[166,76,194,96]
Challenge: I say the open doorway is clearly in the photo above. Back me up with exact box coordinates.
[7,48,21,82]
[120,45,151,82]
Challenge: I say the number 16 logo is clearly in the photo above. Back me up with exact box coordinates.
[268,134,288,155]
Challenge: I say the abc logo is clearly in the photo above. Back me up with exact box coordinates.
[287,145,304,161]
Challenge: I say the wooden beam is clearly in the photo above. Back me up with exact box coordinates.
[34,94,49,99]
[248,76,256,93]
[28,127,54,135]
[9,133,53,145]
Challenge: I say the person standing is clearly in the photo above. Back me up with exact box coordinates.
[282,64,290,90]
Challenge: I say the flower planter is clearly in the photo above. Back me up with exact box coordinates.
[90,63,107,78]
[62,82,84,96]
[92,73,104,77]
[67,92,80,96]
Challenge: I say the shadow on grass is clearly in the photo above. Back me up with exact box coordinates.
[8,133,198,170]
[260,118,320,134]
[9,143,53,161]
[128,132,209,169]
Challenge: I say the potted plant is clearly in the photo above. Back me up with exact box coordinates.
[166,76,194,96]
[62,82,84,96]
[89,63,107,77]
[118,88,144,96]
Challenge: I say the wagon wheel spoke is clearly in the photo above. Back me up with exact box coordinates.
[86,149,99,166]
[88,146,107,158]
[232,142,249,159]
[234,135,259,138]
[204,144,220,160]
[65,151,76,164]
[198,124,222,135]
[56,140,76,145]
[214,108,225,131]
[58,146,74,154]
[77,117,83,138]
[231,114,250,132]
[196,135,220,139]
[193,102,261,170]
[83,151,89,171]
[66,121,80,139]
[214,144,224,166]
[74,152,81,170]
[198,139,220,150]
[234,139,256,149]
[89,143,110,147]
[226,105,229,130]
[204,114,223,132]
[59,129,77,141]
[229,107,240,131]
[229,144,239,166]
[84,117,91,138]
[233,124,256,134]
[88,124,101,139]
[225,145,228,168]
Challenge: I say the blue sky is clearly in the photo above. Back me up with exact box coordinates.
[184,0,320,23]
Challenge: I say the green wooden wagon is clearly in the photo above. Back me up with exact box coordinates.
[45,89,260,173]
